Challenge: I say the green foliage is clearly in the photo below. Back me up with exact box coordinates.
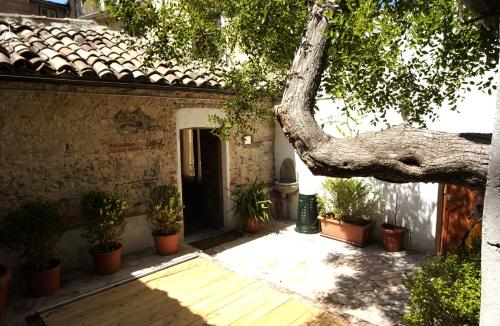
[81,191,127,253]
[232,182,274,223]
[403,243,481,326]
[317,178,380,224]
[106,0,498,138]
[0,201,63,271]
[147,185,184,236]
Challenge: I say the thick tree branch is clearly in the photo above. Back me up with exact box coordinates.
[274,2,491,190]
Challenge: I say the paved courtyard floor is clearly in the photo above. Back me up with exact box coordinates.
[205,220,423,326]
[1,220,423,326]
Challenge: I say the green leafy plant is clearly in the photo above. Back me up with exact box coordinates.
[106,0,497,138]
[232,182,273,223]
[147,185,184,236]
[81,191,127,253]
[317,178,380,224]
[0,201,63,271]
[403,242,481,326]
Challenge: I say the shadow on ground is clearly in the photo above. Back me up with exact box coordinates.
[202,219,295,255]
[318,245,422,323]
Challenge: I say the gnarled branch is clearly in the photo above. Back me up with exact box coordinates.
[275,2,491,190]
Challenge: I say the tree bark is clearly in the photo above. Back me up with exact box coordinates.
[274,2,491,190]
[479,46,500,326]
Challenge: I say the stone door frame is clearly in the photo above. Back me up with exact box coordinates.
[175,108,232,238]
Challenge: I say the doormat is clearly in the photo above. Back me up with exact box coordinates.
[189,231,243,250]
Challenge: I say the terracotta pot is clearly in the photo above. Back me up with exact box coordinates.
[243,218,261,233]
[27,259,61,297]
[153,233,180,256]
[381,223,406,252]
[91,243,122,275]
[0,266,11,316]
[319,217,374,247]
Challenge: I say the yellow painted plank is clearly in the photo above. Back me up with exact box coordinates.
[230,293,294,326]
[304,311,351,326]
[64,263,230,326]
[147,278,262,326]
[123,273,255,326]
[250,298,312,326]
[43,258,217,325]
[202,286,282,325]
[40,257,350,326]
[288,308,324,326]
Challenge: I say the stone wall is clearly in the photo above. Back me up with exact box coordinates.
[0,81,274,228]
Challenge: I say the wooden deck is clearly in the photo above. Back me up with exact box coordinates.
[39,257,349,326]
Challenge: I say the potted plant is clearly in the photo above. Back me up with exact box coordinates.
[0,265,12,316]
[232,182,273,233]
[381,193,407,251]
[147,185,184,256]
[317,178,379,246]
[81,191,127,275]
[0,201,63,297]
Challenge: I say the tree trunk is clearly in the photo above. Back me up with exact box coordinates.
[480,57,500,326]
[274,2,491,190]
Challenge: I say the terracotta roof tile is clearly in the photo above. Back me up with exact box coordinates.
[0,14,223,89]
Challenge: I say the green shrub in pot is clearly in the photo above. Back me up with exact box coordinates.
[232,182,273,233]
[317,178,380,246]
[81,191,127,274]
[317,178,380,225]
[0,201,63,296]
[147,185,184,255]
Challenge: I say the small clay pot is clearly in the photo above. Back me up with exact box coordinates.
[243,218,261,233]
[0,266,12,316]
[27,259,61,297]
[381,223,407,252]
[91,243,122,275]
[153,233,180,256]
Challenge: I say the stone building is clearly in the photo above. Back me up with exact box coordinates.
[0,0,71,18]
[0,14,274,270]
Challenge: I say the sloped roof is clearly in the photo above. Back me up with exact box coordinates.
[0,14,223,89]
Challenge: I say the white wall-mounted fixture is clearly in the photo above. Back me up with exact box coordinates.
[244,135,252,145]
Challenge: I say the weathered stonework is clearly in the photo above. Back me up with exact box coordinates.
[0,81,275,229]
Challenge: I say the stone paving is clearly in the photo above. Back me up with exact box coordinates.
[205,220,423,326]
[1,220,423,326]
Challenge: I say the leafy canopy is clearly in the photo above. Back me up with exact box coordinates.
[105,0,498,137]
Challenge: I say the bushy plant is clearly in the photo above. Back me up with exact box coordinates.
[0,201,63,271]
[81,191,127,253]
[147,185,184,236]
[317,178,380,224]
[403,243,481,326]
[232,182,273,223]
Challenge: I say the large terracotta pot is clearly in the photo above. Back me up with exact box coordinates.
[0,266,11,316]
[381,223,406,252]
[319,217,374,247]
[27,259,61,297]
[91,243,122,275]
[153,233,180,256]
[243,218,261,233]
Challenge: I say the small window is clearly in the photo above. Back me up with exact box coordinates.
[39,6,58,18]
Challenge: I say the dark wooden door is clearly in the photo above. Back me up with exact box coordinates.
[199,129,223,229]
[439,184,480,254]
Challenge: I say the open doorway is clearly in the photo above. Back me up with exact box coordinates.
[180,128,224,235]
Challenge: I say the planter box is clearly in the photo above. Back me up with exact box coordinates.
[319,217,374,247]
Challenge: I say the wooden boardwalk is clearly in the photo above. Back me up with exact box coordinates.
[40,257,349,326]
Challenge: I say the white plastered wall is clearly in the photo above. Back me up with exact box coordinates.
[274,86,496,253]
